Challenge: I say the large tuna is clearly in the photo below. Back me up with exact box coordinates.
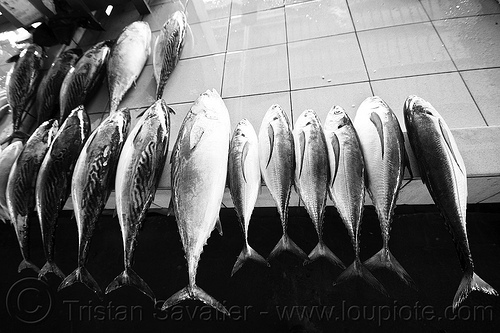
[404,95,498,309]
[0,141,25,222]
[105,99,171,302]
[107,21,151,113]
[163,89,230,315]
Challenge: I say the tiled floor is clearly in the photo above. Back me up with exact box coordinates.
[1,0,500,206]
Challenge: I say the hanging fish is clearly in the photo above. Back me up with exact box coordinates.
[6,43,45,132]
[325,106,388,295]
[59,108,131,298]
[59,40,113,123]
[0,141,25,222]
[258,104,308,261]
[36,48,82,125]
[163,89,230,315]
[108,21,151,113]
[36,106,90,280]
[153,10,187,100]
[105,99,171,301]
[228,118,268,276]
[353,96,415,288]
[404,95,498,309]
[6,120,59,273]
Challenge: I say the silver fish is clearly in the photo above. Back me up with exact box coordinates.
[293,109,343,267]
[36,48,82,125]
[105,99,171,301]
[404,95,498,309]
[163,89,230,315]
[108,21,151,113]
[6,44,44,132]
[258,104,308,261]
[36,106,90,280]
[153,10,187,100]
[6,120,59,274]
[59,108,131,298]
[59,40,113,123]
[0,141,25,222]
[325,106,387,295]
[228,118,268,276]
[353,96,415,288]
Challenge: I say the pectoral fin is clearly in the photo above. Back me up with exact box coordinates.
[215,217,223,236]
[189,125,204,151]
[241,141,250,183]
[266,124,274,168]
[370,112,384,158]
[330,133,340,186]
[298,130,306,179]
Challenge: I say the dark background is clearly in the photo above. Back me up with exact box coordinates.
[1,203,499,332]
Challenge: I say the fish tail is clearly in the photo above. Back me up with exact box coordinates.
[105,268,155,302]
[334,259,389,297]
[38,261,66,280]
[18,259,41,274]
[58,266,103,299]
[453,271,498,310]
[364,248,417,290]
[267,233,309,262]
[231,244,269,277]
[161,284,230,316]
[306,241,345,269]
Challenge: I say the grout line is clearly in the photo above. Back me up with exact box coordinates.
[283,0,294,124]
[219,0,233,96]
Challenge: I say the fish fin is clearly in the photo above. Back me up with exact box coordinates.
[333,259,389,297]
[330,132,340,187]
[189,126,204,151]
[265,123,274,169]
[438,118,464,175]
[364,248,417,290]
[18,259,40,274]
[241,141,250,183]
[298,130,306,179]
[135,106,149,119]
[162,284,230,316]
[452,272,498,310]
[215,217,223,236]
[231,244,269,277]
[370,112,384,159]
[6,54,20,63]
[268,234,309,262]
[306,241,345,269]
[58,266,103,299]
[39,261,66,280]
[105,268,155,302]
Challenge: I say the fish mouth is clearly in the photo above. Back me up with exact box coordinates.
[405,95,435,117]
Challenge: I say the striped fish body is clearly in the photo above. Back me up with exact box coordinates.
[6,44,44,131]
[36,48,82,125]
[108,21,151,113]
[6,119,58,272]
[153,10,187,100]
[35,106,90,279]
[0,141,25,222]
[59,40,113,123]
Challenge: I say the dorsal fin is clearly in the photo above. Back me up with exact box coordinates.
[241,141,250,183]
[439,118,464,175]
[265,123,274,169]
[370,112,384,158]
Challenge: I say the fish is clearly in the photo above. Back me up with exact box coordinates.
[0,141,25,222]
[163,89,230,315]
[292,109,344,267]
[324,106,388,295]
[108,21,151,113]
[59,108,131,298]
[403,95,498,309]
[228,118,268,276]
[258,104,308,261]
[36,48,82,125]
[353,96,415,288]
[59,40,113,123]
[36,106,90,280]
[6,43,45,132]
[152,10,187,100]
[6,120,58,273]
[105,99,171,301]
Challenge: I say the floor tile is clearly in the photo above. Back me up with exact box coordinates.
[434,15,500,70]
[481,191,500,203]
[461,68,500,126]
[285,0,353,42]
[118,65,156,110]
[89,112,104,132]
[187,0,232,24]
[371,72,486,130]
[291,82,373,122]
[288,33,367,90]
[222,44,289,98]
[228,8,286,51]
[143,1,185,32]
[358,23,456,80]
[420,0,500,20]
[348,0,428,31]
[181,17,229,58]
[86,79,111,115]
[231,0,285,16]
[468,177,500,203]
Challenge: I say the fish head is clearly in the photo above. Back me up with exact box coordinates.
[262,104,291,130]
[403,95,442,126]
[191,89,229,123]
[357,95,391,117]
[324,105,352,132]
[294,109,320,134]
[61,48,83,62]
[232,118,257,145]
[21,43,44,59]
